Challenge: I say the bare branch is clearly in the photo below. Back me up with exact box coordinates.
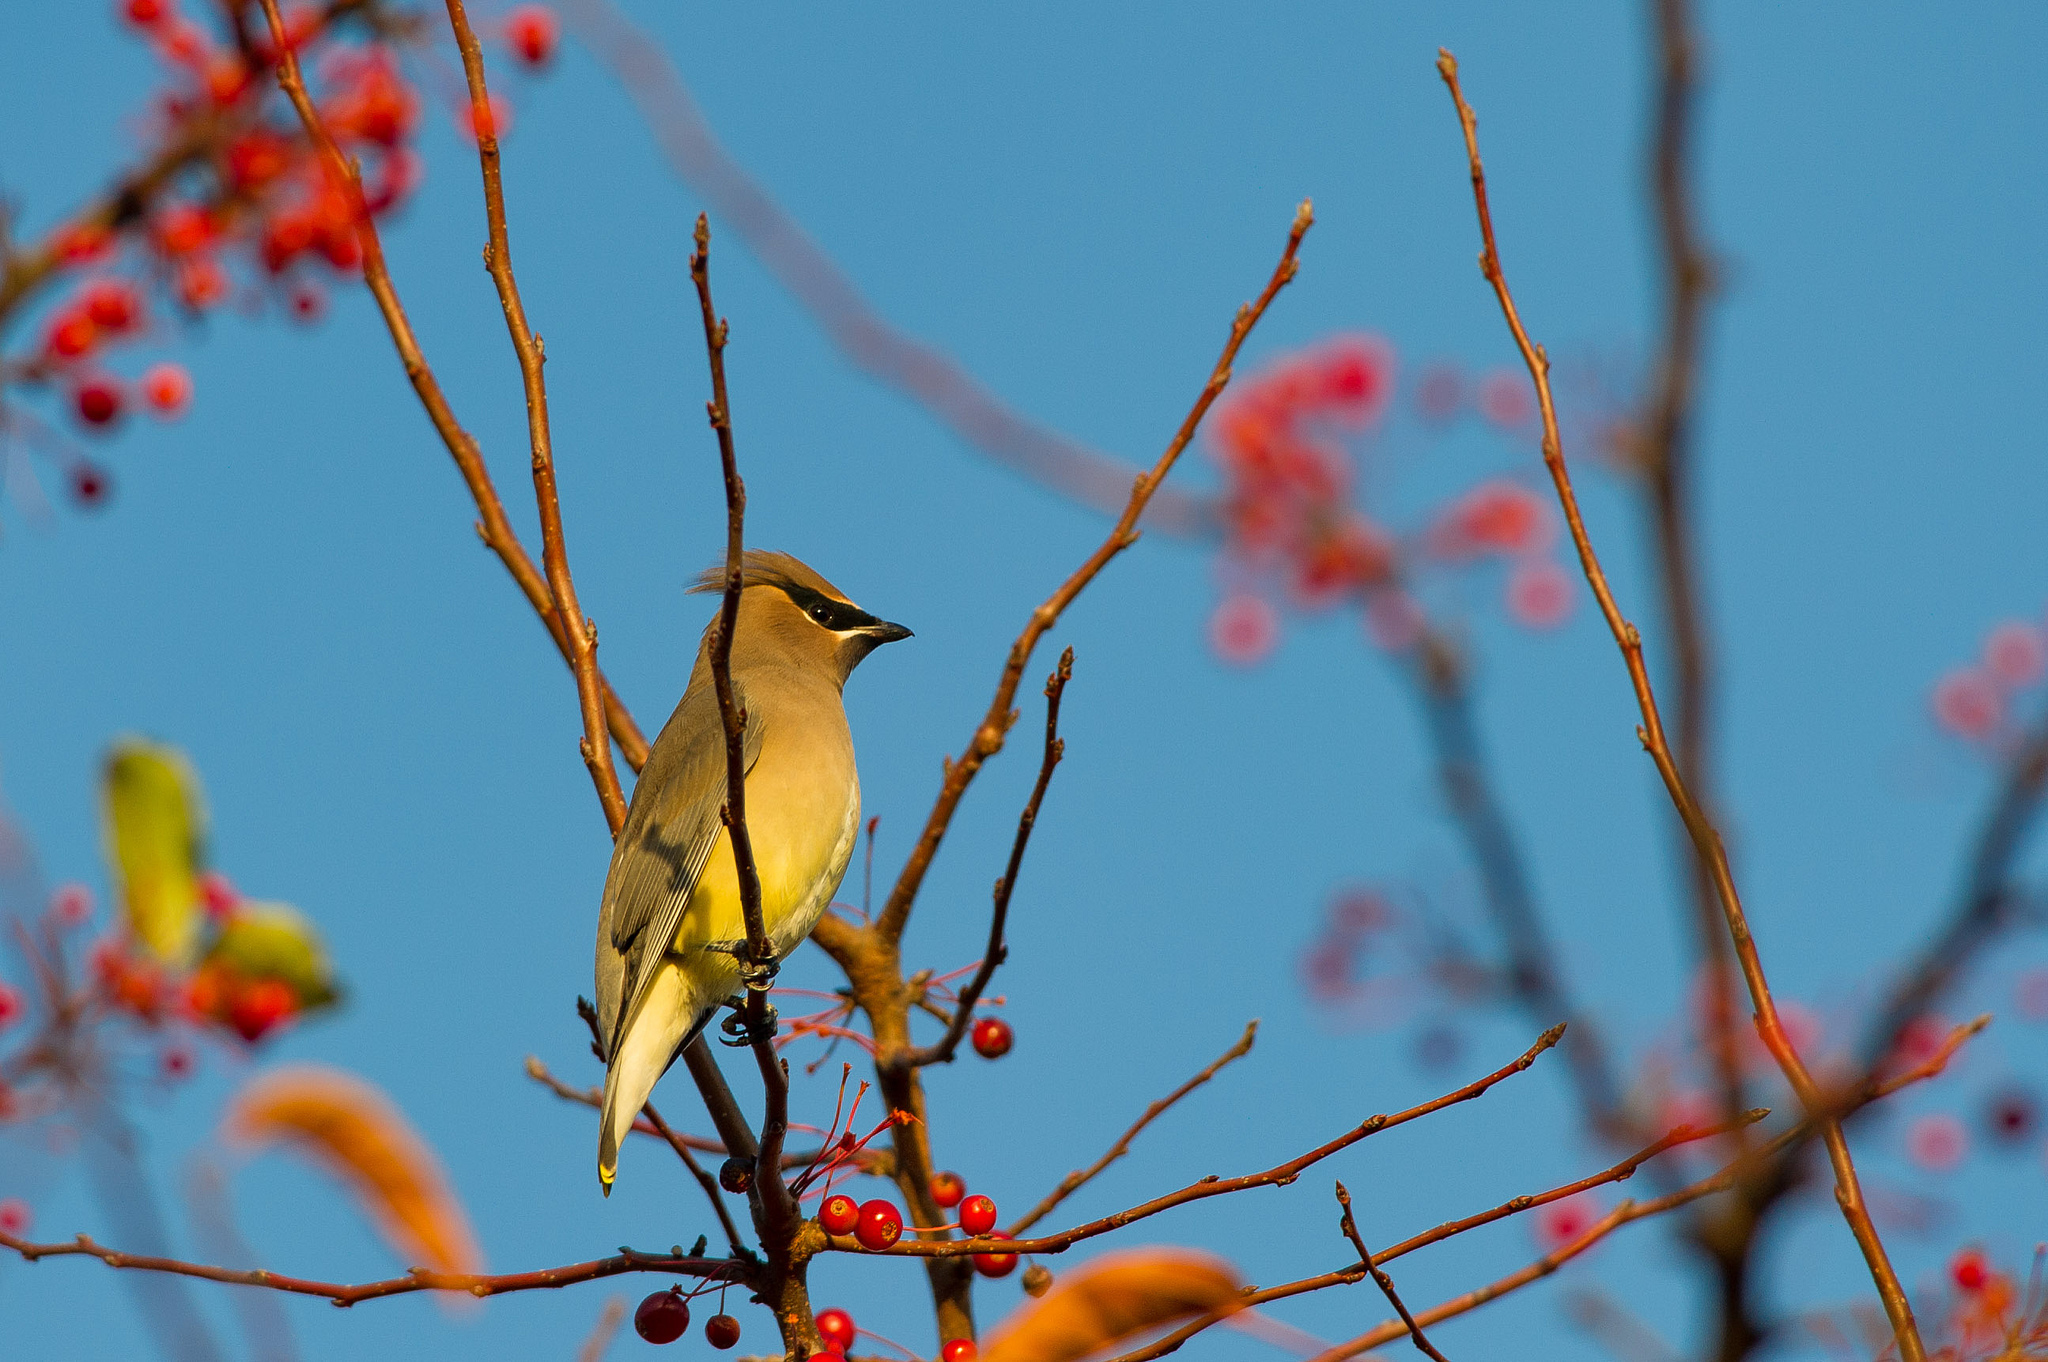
[1435,50,1923,1360]
[443,0,626,835]
[1335,1181,1452,1362]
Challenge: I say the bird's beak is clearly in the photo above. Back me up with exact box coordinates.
[862,620,913,645]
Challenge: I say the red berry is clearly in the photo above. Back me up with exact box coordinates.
[0,1197,30,1237]
[123,0,168,25]
[83,279,142,333]
[68,463,110,508]
[227,978,296,1043]
[855,1198,903,1251]
[958,1194,997,1237]
[1951,1248,1990,1293]
[198,872,238,919]
[75,378,124,427]
[971,1234,1018,1278]
[815,1307,856,1352]
[154,204,212,257]
[634,1289,690,1344]
[142,363,193,418]
[57,221,116,264]
[51,884,94,926]
[703,1313,740,1349]
[818,1194,859,1236]
[971,1017,1013,1059]
[504,4,558,66]
[941,1340,977,1362]
[159,1042,195,1079]
[175,257,229,310]
[718,1156,753,1193]
[47,309,98,360]
[929,1171,965,1209]
[1982,1085,2038,1146]
[288,284,325,323]
[0,983,22,1028]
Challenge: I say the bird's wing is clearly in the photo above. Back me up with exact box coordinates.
[596,677,765,1057]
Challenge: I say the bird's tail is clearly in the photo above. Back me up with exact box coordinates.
[597,964,696,1194]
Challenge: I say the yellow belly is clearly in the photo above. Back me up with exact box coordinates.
[670,766,860,966]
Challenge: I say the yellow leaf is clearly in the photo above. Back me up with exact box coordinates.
[982,1249,1243,1362]
[102,738,208,967]
[223,1065,482,1278]
[206,902,341,1010]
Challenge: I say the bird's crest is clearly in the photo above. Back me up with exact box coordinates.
[689,550,852,606]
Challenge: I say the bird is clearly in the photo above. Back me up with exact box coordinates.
[593,550,910,1192]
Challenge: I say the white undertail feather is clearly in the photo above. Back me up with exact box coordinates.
[597,964,702,1192]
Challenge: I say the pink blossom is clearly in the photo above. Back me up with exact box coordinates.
[1208,593,1279,666]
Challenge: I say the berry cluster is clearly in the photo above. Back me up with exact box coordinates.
[1204,336,1576,666]
[1931,613,2047,744]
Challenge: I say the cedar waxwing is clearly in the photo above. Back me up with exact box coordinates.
[593,550,910,1191]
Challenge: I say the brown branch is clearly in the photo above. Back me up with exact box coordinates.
[888,648,1073,1073]
[642,1103,752,1261]
[444,0,626,835]
[554,0,1215,538]
[254,0,650,774]
[1335,1182,1452,1362]
[1006,1020,1258,1237]
[854,1024,1563,1259]
[1102,1016,1984,1362]
[0,1231,742,1305]
[1435,50,1923,1362]
[872,200,1313,952]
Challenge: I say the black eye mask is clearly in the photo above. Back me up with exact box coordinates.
[778,583,884,633]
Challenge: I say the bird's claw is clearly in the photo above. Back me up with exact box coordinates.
[718,999,780,1047]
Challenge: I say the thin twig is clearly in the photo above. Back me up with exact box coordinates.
[444,0,626,835]
[0,1232,742,1305]
[855,1024,1563,1259]
[253,0,649,771]
[1435,50,1923,1361]
[1006,1020,1258,1237]
[639,1103,751,1260]
[1335,1182,1451,1362]
[888,648,1073,1072]
[575,1297,627,1362]
[871,200,1313,953]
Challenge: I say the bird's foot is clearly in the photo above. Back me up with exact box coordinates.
[703,939,781,991]
[718,997,780,1047]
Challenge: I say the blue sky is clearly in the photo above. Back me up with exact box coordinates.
[3,3,2046,1360]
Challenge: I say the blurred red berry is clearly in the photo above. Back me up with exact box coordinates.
[815,1308,856,1352]
[1932,669,2002,740]
[1982,1084,2038,1146]
[633,1289,689,1345]
[154,204,212,257]
[262,214,315,274]
[1534,1195,1597,1251]
[69,463,111,507]
[225,132,294,191]
[818,1194,859,1236]
[0,983,22,1028]
[505,5,559,66]
[941,1340,977,1362]
[52,884,94,926]
[855,1199,903,1251]
[123,0,168,26]
[0,1198,30,1238]
[142,363,194,418]
[1208,593,1278,666]
[46,309,98,361]
[971,1234,1018,1278]
[1984,621,2047,688]
[1315,333,1395,426]
[159,1042,196,1080]
[1905,1113,1967,1172]
[198,871,238,919]
[1507,559,1574,630]
[288,284,326,323]
[75,379,125,428]
[228,978,296,1042]
[56,221,116,264]
[971,1016,1013,1059]
[704,1313,740,1349]
[463,93,513,142]
[930,1171,965,1209]
[1433,480,1551,559]
[1414,362,1463,422]
[1477,367,1534,429]
[205,58,251,106]
[175,256,230,310]
[83,279,142,333]
[959,1194,998,1237]
[1951,1248,1990,1293]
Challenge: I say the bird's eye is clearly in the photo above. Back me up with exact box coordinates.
[809,604,833,625]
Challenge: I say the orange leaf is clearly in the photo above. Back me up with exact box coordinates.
[223,1065,481,1278]
[983,1248,1242,1362]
